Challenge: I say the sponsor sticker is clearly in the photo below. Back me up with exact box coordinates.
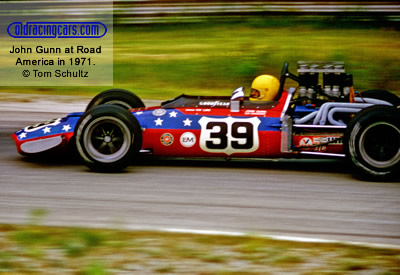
[244,110,267,116]
[199,101,230,107]
[160,133,173,146]
[180,132,196,148]
[299,137,313,146]
[299,136,342,146]
[152,109,167,117]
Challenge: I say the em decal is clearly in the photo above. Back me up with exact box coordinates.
[180,132,196,148]
[198,116,260,155]
[160,133,174,146]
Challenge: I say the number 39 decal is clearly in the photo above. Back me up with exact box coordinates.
[199,117,261,155]
[24,118,61,133]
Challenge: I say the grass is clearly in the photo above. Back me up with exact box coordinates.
[0,223,399,274]
[1,17,400,99]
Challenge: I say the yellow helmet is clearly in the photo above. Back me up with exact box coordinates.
[250,75,280,101]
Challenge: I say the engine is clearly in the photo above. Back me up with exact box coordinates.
[297,61,353,101]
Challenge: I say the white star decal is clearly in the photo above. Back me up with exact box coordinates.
[169,111,178,118]
[62,124,71,132]
[43,127,51,134]
[154,118,163,126]
[183,118,192,126]
[19,132,27,139]
[135,111,143,115]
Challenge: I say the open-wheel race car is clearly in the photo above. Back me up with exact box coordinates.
[12,62,400,180]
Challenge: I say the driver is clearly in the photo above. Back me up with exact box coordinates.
[249,74,280,101]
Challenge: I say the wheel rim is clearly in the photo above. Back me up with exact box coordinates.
[359,122,400,169]
[83,116,132,163]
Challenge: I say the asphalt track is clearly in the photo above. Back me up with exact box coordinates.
[0,94,399,246]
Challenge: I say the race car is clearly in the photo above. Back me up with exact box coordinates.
[12,62,400,180]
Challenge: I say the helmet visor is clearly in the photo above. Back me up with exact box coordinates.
[250,88,260,98]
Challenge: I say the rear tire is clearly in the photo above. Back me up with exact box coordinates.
[361,90,400,107]
[75,105,142,172]
[86,89,145,111]
[344,105,400,181]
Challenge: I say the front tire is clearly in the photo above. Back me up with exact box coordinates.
[75,105,142,172]
[344,105,400,180]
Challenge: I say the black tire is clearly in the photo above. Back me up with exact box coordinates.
[344,105,400,181]
[86,89,145,112]
[75,105,142,172]
[361,90,400,107]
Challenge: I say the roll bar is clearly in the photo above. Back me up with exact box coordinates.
[276,62,299,101]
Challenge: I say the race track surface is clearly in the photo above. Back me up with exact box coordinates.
[1,94,399,246]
